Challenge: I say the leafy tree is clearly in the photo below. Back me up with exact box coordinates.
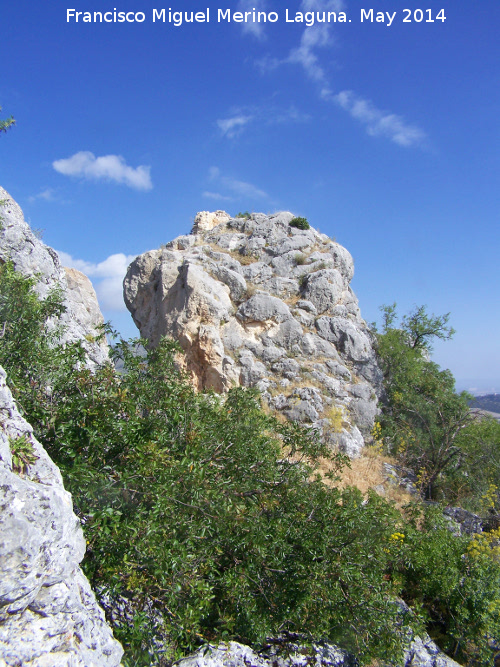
[449,416,500,512]
[0,105,15,133]
[380,303,455,351]
[375,305,472,499]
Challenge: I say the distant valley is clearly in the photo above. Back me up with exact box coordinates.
[469,393,500,417]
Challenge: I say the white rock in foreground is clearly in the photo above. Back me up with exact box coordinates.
[177,638,461,667]
[0,365,123,666]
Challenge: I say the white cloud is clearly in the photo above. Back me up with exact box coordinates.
[237,0,268,39]
[53,151,152,190]
[217,115,254,139]
[286,0,343,82]
[255,55,281,74]
[207,167,269,200]
[28,188,57,203]
[254,0,426,148]
[57,250,137,311]
[332,90,426,147]
[217,104,310,139]
[202,191,234,201]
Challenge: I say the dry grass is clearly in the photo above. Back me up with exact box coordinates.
[284,294,301,307]
[267,376,324,397]
[261,394,414,508]
[203,243,259,265]
[260,398,288,423]
[245,282,258,299]
[229,250,259,265]
[317,447,415,508]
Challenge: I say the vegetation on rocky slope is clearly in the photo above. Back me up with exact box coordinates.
[375,303,500,512]
[1,261,500,666]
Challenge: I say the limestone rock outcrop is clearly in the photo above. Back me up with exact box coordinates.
[0,186,108,366]
[124,211,383,457]
[0,364,123,666]
[176,638,461,667]
[178,641,357,667]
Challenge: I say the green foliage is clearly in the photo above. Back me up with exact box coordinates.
[395,505,500,665]
[235,211,251,219]
[0,105,15,134]
[449,417,500,512]
[379,303,455,352]
[294,253,307,266]
[9,434,38,474]
[289,217,310,230]
[36,340,409,664]
[375,305,473,500]
[2,269,500,666]
[298,274,308,289]
[0,260,85,416]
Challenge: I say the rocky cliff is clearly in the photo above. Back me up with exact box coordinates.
[0,364,123,666]
[0,186,108,366]
[0,188,122,664]
[124,211,382,456]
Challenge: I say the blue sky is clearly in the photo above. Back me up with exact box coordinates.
[1,0,499,392]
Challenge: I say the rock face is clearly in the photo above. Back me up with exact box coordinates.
[0,186,108,366]
[178,641,358,667]
[124,211,382,456]
[176,638,461,667]
[0,364,123,666]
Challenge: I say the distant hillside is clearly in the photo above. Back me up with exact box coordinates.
[469,393,500,414]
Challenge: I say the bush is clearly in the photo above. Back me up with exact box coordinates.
[41,340,409,664]
[374,305,473,500]
[0,104,15,133]
[0,261,85,415]
[395,505,500,665]
[294,253,307,266]
[289,217,310,230]
[2,266,500,667]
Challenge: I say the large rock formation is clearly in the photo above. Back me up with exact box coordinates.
[124,211,382,456]
[0,364,123,665]
[0,186,108,366]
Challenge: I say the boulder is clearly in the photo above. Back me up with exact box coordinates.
[124,211,383,456]
[0,365,123,666]
[176,636,461,667]
[177,641,358,667]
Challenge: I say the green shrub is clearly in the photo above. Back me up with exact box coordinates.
[2,265,500,667]
[395,505,500,665]
[289,217,310,230]
[235,211,251,219]
[9,434,38,474]
[0,261,85,415]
